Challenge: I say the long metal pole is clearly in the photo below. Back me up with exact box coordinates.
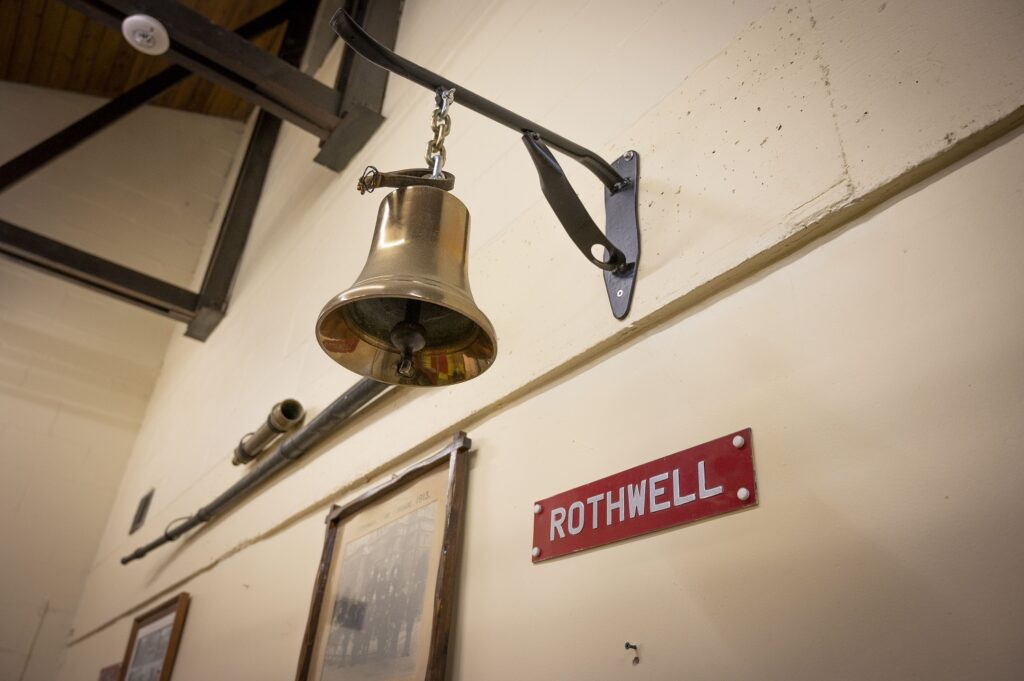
[121,379,392,564]
[330,8,626,190]
[0,219,199,321]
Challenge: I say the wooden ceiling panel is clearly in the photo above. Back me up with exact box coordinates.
[0,0,289,121]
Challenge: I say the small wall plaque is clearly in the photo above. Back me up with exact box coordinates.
[531,429,757,562]
[129,489,154,535]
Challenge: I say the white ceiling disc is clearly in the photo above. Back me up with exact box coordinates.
[121,14,170,56]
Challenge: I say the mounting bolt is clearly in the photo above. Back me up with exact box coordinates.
[616,289,624,298]
[737,487,751,501]
[732,434,746,449]
[533,503,542,514]
[532,546,541,558]
[624,151,635,161]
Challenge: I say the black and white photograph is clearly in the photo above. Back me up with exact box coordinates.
[320,502,437,680]
[296,442,470,681]
[124,614,174,681]
[116,593,190,681]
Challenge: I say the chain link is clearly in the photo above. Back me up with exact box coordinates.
[425,88,456,177]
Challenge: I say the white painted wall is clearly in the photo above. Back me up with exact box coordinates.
[0,82,246,286]
[50,0,1024,679]
[0,83,245,680]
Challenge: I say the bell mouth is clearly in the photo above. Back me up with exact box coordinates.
[316,277,497,387]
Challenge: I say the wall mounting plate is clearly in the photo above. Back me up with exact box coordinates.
[604,151,640,319]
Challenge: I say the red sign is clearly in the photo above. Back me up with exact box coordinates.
[531,429,757,562]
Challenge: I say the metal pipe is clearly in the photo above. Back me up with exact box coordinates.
[121,379,392,565]
[232,398,305,465]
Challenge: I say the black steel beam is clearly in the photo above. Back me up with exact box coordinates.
[315,0,403,170]
[303,0,343,74]
[4,1,403,338]
[186,0,321,340]
[0,1,294,194]
[62,0,343,138]
[0,220,198,321]
[185,110,281,339]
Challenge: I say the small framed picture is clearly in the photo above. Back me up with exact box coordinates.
[98,663,120,681]
[295,433,472,681]
[118,592,190,681]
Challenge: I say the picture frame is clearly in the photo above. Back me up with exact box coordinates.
[295,432,472,681]
[117,592,190,681]
[98,663,120,681]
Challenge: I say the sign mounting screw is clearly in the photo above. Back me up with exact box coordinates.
[533,503,542,514]
[532,546,541,558]
[732,434,746,449]
[737,487,751,501]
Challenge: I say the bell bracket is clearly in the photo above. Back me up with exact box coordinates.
[522,134,639,318]
[604,150,640,319]
[331,8,642,320]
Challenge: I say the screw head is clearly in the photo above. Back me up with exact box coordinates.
[531,546,541,558]
[624,150,635,160]
[737,487,751,501]
[616,289,624,298]
[732,434,746,449]
[533,503,542,515]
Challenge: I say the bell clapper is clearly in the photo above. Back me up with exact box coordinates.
[390,299,427,378]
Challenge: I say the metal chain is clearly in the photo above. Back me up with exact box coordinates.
[425,88,456,178]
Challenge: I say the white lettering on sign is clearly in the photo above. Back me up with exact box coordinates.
[547,460,724,544]
[586,494,603,529]
[698,460,723,499]
[607,487,625,525]
[567,501,585,535]
[673,469,695,505]
[649,472,671,512]
[628,480,647,518]
[550,507,566,541]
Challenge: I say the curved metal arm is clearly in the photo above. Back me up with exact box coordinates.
[522,134,626,272]
[330,8,625,190]
[331,8,640,320]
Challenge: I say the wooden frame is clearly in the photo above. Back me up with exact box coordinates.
[98,663,121,681]
[117,593,190,681]
[295,432,472,681]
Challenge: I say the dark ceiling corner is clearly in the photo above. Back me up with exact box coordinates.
[0,0,405,341]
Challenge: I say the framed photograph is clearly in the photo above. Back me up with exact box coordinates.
[98,663,120,681]
[118,593,190,681]
[295,432,472,681]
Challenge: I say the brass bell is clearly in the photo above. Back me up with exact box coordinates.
[316,185,497,386]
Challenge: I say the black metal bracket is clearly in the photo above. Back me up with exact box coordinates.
[604,150,640,319]
[523,135,639,318]
[330,8,641,320]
